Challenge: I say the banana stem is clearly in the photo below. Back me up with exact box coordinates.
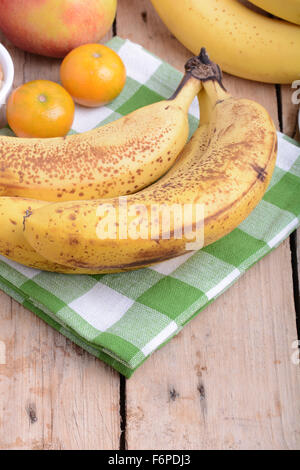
[185,48,225,88]
[170,74,203,112]
[199,80,231,125]
[170,48,230,113]
[204,80,231,105]
[198,87,212,125]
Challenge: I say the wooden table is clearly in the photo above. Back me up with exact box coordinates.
[0,0,300,450]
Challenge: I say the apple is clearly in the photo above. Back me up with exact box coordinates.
[0,0,117,58]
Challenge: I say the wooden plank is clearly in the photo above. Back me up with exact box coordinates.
[0,291,120,450]
[118,0,300,450]
[0,32,121,450]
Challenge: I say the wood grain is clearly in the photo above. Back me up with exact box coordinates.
[0,291,120,450]
[0,31,120,451]
[118,0,300,450]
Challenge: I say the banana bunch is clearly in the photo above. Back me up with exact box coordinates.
[151,0,300,83]
[249,0,300,25]
[0,50,277,275]
[0,51,277,274]
[0,59,202,202]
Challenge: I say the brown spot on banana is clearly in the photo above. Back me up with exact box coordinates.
[251,164,268,182]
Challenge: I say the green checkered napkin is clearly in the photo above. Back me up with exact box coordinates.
[0,37,300,378]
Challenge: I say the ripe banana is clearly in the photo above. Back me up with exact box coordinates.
[24,51,278,273]
[150,0,300,83]
[0,58,202,202]
[249,0,300,25]
[0,197,93,273]
[0,196,135,274]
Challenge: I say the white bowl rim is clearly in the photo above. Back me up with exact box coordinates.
[0,43,14,105]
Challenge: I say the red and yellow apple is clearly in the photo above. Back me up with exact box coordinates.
[0,0,117,58]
